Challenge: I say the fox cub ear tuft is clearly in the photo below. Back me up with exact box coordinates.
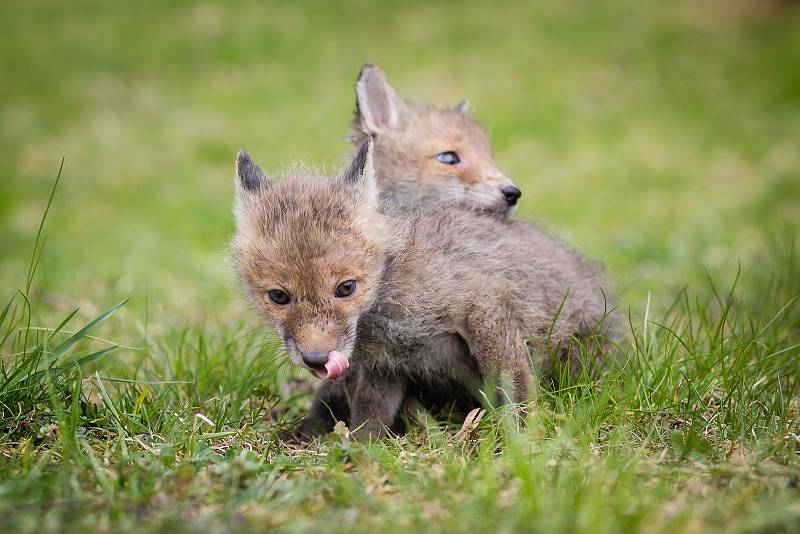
[343,137,378,203]
[355,63,404,133]
[235,150,268,192]
[453,99,470,114]
[343,136,374,183]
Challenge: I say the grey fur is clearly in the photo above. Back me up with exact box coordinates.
[236,149,268,192]
[231,142,619,440]
[342,136,374,184]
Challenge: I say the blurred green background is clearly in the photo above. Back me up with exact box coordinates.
[1,0,799,324]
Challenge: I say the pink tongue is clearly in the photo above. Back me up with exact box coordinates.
[313,351,349,380]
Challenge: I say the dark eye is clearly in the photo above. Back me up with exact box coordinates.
[335,280,357,298]
[435,151,460,165]
[267,289,291,306]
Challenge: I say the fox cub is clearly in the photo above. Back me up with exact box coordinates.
[232,139,616,438]
[351,64,521,215]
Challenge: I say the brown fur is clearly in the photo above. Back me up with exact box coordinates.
[232,141,618,439]
[351,64,519,215]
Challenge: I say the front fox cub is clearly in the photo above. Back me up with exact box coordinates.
[351,64,521,215]
[232,139,616,438]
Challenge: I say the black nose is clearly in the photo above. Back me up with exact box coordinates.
[301,351,329,370]
[502,186,522,206]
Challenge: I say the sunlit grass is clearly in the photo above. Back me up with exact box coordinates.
[1,164,798,532]
[1,0,799,532]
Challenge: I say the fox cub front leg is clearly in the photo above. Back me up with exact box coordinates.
[289,374,355,442]
[349,371,406,439]
[464,305,533,404]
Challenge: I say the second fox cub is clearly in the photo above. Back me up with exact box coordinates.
[351,64,521,215]
[232,139,616,439]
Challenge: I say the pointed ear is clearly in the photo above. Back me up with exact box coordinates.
[235,149,269,193]
[343,136,378,205]
[354,64,404,134]
[453,99,470,114]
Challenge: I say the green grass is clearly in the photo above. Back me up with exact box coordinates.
[1,0,799,532]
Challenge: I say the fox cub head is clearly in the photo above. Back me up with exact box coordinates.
[231,139,387,380]
[351,64,520,215]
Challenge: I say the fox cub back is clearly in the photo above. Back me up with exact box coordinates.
[232,140,617,439]
[351,64,521,215]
